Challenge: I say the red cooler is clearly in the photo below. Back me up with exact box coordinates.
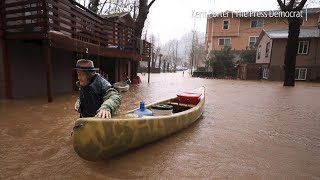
[177,92,202,105]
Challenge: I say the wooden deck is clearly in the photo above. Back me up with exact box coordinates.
[0,0,151,61]
[0,0,151,102]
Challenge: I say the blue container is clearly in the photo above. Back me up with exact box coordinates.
[133,101,153,116]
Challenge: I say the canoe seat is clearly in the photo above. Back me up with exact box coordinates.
[168,102,196,108]
[168,102,196,113]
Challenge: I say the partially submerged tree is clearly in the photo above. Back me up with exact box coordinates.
[189,30,207,72]
[162,39,179,72]
[149,34,161,69]
[277,0,307,86]
[240,47,256,63]
[193,43,207,70]
[207,47,235,78]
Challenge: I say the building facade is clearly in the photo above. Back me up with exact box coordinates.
[255,28,320,81]
[205,9,320,52]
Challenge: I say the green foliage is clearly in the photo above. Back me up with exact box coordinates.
[207,46,236,77]
[240,47,256,63]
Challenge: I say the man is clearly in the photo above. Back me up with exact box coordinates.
[74,59,121,118]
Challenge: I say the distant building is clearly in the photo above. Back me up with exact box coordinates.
[255,28,320,81]
[205,8,320,52]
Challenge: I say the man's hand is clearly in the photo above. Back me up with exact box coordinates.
[75,100,80,112]
[95,109,111,119]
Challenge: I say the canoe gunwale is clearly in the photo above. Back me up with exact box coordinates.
[76,87,205,122]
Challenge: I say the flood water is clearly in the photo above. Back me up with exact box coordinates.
[1,72,320,179]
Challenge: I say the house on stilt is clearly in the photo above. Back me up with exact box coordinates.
[0,0,151,102]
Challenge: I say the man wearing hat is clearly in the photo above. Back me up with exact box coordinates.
[74,59,121,118]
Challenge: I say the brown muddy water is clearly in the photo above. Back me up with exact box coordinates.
[1,72,320,179]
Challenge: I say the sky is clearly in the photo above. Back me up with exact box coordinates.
[147,0,315,44]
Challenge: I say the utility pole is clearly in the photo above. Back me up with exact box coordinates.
[191,30,195,76]
[174,40,178,72]
[150,34,154,69]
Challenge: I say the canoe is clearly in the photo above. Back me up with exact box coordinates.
[71,87,205,161]
[113,81,129,92]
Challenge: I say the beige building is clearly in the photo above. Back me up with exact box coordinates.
[205,9,320,52]
[255,28,320,81]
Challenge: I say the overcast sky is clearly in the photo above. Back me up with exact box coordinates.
[147,0,316,44]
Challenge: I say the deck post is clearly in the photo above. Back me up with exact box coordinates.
[1,38,13,99]
[115,60,119,82]
[72,52,77,91]
[44,40,53,102]
[0,0,13,99]
[148,59,150,83]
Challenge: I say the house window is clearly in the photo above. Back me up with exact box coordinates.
[218,38,231,46]
[265,42,270,57]
[249,36,259,47]
[295,68,307,80]
[298,41,309,54]
[223,20,229,30]
[257,45,261,59]
[262,68,269,79]
[251,20,264,28]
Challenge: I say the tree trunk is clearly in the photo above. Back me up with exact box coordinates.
[283,17,301,86]
[151,52,155,69]
[276,0,307,86]
[158,55,162,69]
[133,0,155,77]
[135,0,148,39]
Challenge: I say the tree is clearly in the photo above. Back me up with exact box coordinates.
[277,0,307,86]
[189,30,207,73]
[162,39,179,72]
[240,47,256,63]
[135,0,156,39]
[77,0,138,16]
[193,44,207,70]
[149,34,161,69]
[208,47,235,78]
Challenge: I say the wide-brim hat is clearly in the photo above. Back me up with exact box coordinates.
[74,59,99,71]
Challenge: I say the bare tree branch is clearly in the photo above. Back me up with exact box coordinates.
[294,0,308,11]
[277,0,286,10]
[98,0,108,14]
[287,0,296,9]
[148,0,156,9]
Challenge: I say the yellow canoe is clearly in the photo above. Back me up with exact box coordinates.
[72,87,205,161]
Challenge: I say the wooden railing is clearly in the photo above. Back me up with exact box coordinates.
[0,0,151,58]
